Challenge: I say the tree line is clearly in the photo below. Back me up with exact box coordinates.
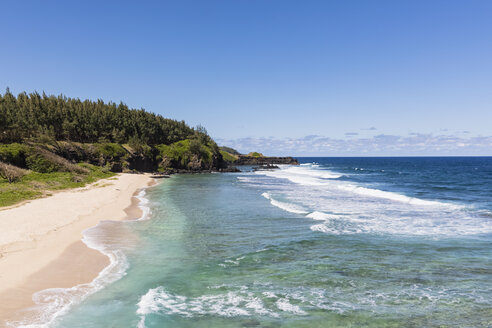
[0,88,197,145]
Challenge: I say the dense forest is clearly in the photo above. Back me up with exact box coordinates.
[0,88,195,145]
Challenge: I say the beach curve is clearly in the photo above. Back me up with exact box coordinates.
[0,173,154,326]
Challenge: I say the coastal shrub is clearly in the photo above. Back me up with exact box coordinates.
[190,139,213,165]
[54,141,86,162]
[26,148,89,174]
[199,144,213,165]
[189,139,202,156]
[157,138,218,170]
[94,143,128,160]
[157,139,192,168]
[0,161,27,183]
[26,152,59,173]
[0,143,29,167]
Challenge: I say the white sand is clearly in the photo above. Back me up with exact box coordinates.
[0,173,153,322]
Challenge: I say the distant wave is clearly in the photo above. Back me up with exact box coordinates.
[257,165,461,209]
[249,165,490,238]
[261,192,308,214]
[255,166,342,186]
[336,184,463,209]
[305,209,492,237]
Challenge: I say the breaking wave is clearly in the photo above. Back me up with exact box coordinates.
[241,165,491,237]
[135,282,490,327]
[261,192,308,214]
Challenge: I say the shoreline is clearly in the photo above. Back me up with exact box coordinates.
[0,173,155,325]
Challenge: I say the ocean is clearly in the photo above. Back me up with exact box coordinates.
[19,157,492,327]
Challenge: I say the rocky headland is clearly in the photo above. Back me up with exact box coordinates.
[234,155,299,166]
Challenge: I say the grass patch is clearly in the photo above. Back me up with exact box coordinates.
[220,150,238,162]
[219,146,241,156]
[0,163,115,207]
[248,152,264,158]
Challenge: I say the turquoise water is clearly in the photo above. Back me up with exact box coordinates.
[21,158,492,327]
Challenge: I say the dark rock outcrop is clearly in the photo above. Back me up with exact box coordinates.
[219,166,241,172]
[252,164,280,171]
[128,154,157,172]
[235,156,299,166]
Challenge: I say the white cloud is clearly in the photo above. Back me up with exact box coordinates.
[216,133,492,156]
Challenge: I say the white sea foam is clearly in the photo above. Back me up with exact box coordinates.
[11,185,154,328]
[250,165,491,237]
[337,184,462,209]
[309,214,492,237]
[309,223,363,235]
[136,286,280,326]
[300,162,319,167]
[310,223,338,234]
[255,166,342,186]
[275,298,307,315]
[306,211,334,221]
[284,166,342,179]
[257,165,462,210]
[261,192,308,214]
[134,281,492,327]
[136,189,152,221]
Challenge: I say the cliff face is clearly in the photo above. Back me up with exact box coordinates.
[234,156,299,165]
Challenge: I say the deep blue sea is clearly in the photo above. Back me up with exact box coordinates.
[17,157,492,328]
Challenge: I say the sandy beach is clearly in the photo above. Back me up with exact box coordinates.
[0,173,153,325]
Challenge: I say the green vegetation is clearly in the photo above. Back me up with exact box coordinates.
[248,152,264,158]
[0,143,29,167]
[0,163,114,207]
[94,143,127,159]
[219,146,241,156]
[220,150,238,163]
[0,88,195,144]
[0,143,98,174]
[218,146,240,163]
[157,137,218,171]
[0,90,230,207]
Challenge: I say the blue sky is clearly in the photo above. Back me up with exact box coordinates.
[1,0,491,155]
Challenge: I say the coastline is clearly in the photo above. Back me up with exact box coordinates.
[0,173,154,325]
